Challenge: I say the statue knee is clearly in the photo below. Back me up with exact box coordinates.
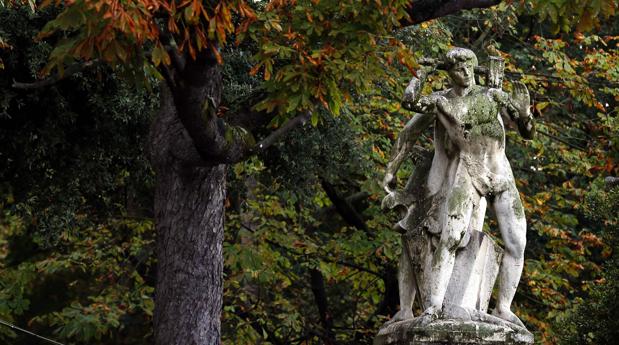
[505,234,526,259]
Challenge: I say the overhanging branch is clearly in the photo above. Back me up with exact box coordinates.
[402,0,502,26]
[12,60,99,89]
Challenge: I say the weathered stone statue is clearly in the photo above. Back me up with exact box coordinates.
[376,48,535,345]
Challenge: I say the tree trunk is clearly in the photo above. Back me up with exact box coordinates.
[146,48,286,344]
[153,162,226,345]
[149,59,227,345]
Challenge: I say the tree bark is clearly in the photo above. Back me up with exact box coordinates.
[149,58,227,345]
[153,161,226,345]
[148,52,307,344]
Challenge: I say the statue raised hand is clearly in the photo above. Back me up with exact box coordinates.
[510,81,531,119]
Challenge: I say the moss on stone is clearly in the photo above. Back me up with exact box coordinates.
[461,90,504,141]
[448,186,469,214]
[511,190,525,219]
[374,319,534,345]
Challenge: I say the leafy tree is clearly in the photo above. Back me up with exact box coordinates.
[0,6,157,344]
[554,180,619,344]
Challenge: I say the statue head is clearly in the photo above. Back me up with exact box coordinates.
[445,48,477,88]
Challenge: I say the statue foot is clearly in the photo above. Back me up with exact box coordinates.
[384,309,414,326]
[443,303,472,321]
[407,305,441,327]
[421,305,441,317]
[491,308,525,328]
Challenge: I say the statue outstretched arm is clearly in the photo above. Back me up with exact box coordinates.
[401,68,445,114]
[491,82,535,139]
[383,112,434,193]
[383,65,439,193]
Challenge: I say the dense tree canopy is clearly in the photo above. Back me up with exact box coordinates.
[1,0,618,344]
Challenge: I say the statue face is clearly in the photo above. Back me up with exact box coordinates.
[448,61,475,88]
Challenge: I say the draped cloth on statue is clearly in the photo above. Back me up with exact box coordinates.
[383,132,501,313]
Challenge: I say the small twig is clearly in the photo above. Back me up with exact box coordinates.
[12,60,99,89]
[333,259,383,277]
[245,223,384,278]
[537,129,587,152]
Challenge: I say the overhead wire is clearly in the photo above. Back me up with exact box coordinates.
[0,318,66,345]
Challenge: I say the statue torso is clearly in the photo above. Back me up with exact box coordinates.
[432,86,513,195]
[443,86,504,150]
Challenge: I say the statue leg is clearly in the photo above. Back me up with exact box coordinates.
[491,184,527,328]
[388,248,416,323]
[424,178,476,314]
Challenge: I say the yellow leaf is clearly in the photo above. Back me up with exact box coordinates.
[535,102,549,112]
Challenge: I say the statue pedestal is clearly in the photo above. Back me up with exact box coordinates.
[374,319,533,345]
[375,231,533,345]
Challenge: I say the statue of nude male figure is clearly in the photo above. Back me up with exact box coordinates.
[382,47,534,328]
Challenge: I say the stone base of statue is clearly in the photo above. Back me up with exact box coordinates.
[374,230,533,345]
[374,318,534,345]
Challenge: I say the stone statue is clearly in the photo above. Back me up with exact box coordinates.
[376,48,535,345]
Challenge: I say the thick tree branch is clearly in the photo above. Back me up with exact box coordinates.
[166,54,253,164]
[321,192,370,223]
[402,0,502,26]
[224,91,272,130]
[166,52,310,166]
[223,93,309,150]
[12,60,99,89]
[159,33,186,82]
[160,64,178,90]
[253,111,311,153]
[320,180,368,231]
[309,269,336,345]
